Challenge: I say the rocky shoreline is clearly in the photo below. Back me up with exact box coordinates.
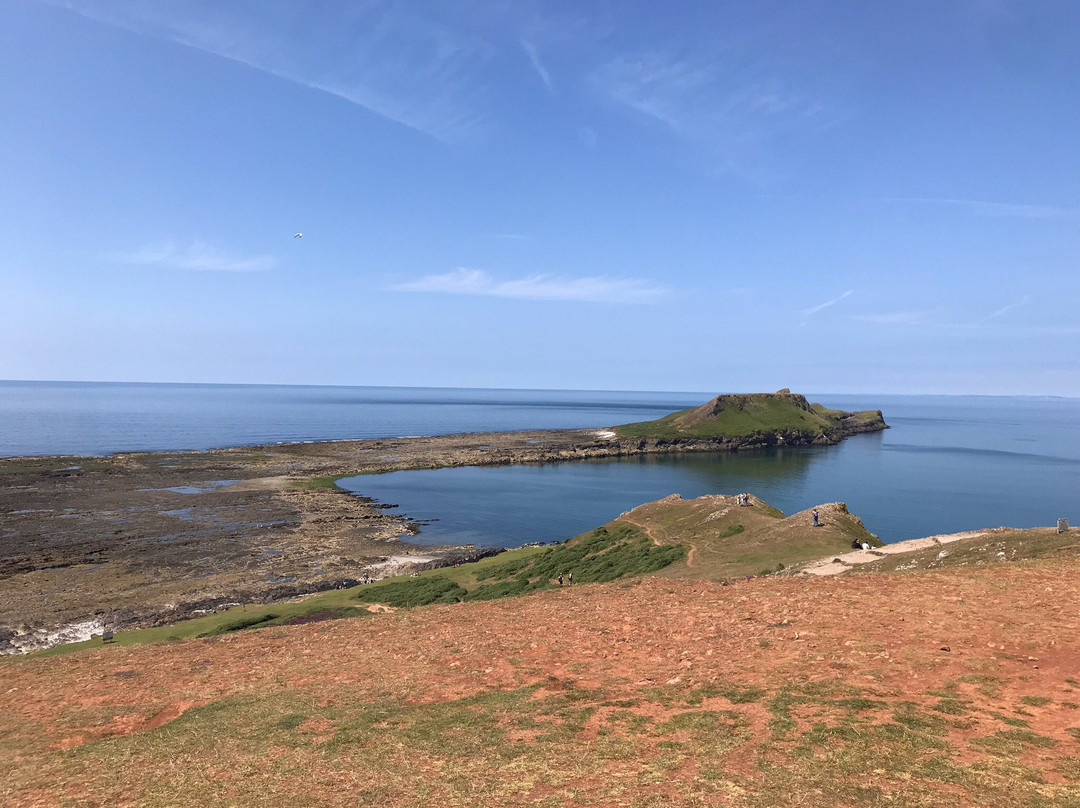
[0,417,886,654]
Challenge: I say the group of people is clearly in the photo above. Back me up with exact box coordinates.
[556,572,573,586]
[736,493,752,506]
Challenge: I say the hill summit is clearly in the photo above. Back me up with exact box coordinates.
[614,388,886,446]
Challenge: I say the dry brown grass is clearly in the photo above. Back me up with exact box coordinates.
[4,560,1080,806]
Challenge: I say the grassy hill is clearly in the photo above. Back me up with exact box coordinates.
[614,389,886,444]
[612,493,882,580]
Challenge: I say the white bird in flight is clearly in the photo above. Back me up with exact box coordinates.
[293,232,303,238]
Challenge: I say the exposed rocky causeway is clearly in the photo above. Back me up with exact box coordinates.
[0,411,886,653]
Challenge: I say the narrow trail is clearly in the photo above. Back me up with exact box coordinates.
[799,530,989,576]
[617,515,699,568]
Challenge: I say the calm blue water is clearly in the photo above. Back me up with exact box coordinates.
[2,382,1076,546]
[0,381,707,457]
[338,394,1080,546]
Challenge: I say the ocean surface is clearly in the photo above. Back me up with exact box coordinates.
[2,381,1077,546]
[0,381,707,457]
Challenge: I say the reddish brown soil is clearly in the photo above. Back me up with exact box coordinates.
[3,561,1080,806]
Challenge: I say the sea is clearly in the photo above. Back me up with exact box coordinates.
[2,381,1077,546]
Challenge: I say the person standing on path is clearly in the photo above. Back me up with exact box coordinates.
[812,509,820,527]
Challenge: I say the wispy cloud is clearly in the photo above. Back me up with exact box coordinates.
[591,51,716,133]
[521,40,555,94]
[941,295,1036,329]
[800,289,854,318]
[388,268,669,304]
[48,1,843,163]
[851,309,937,326]
[853,296,1034,330]
[890,198,1080,220]
[984,294,1031,320]
[48,0,496,142]
[589,47,839,173]
[116,241,275,272]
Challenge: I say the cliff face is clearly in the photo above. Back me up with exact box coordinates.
[613,389,887,448]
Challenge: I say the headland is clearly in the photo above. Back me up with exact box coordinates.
[0,391,887,652]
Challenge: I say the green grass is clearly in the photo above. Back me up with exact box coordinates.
[197,606,368,637]
[685,682,766,705]
[27,526,684,656]
[613,392,883,441]
[348,525,686,607]
[1019,696,1052,707]
[27,591,378,657]
[971,729,1058,754]
[472,525,685,587]
[616,401,831,440]
[614,493,880,583]
[352,576,466,608]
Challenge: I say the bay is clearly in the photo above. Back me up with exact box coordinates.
[338,394,1080,546]
[2,381,1075,547]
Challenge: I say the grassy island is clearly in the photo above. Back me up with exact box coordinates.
[614,388,887,445]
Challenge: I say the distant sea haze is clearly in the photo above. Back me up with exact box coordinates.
[1,381,1076,545]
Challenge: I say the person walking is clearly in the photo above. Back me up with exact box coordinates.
[812,509,820,527]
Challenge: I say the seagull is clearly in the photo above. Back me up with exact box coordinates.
[293,232,303,238]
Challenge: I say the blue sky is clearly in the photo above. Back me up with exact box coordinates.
[2,0,1078,395]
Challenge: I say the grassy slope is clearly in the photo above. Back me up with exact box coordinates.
[349,524,686,608]
[30,544,549,656]
[32,528,687,655]
[613,494,882,579]
[615,392,881,440]
[851,526,1080,575]
[35,490,1065,659]
[36,493,887,656]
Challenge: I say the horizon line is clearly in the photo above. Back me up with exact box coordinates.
[0,378,1075,400]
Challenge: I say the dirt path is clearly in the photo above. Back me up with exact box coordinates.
[800,529,989,576]
[617,513,700,567]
